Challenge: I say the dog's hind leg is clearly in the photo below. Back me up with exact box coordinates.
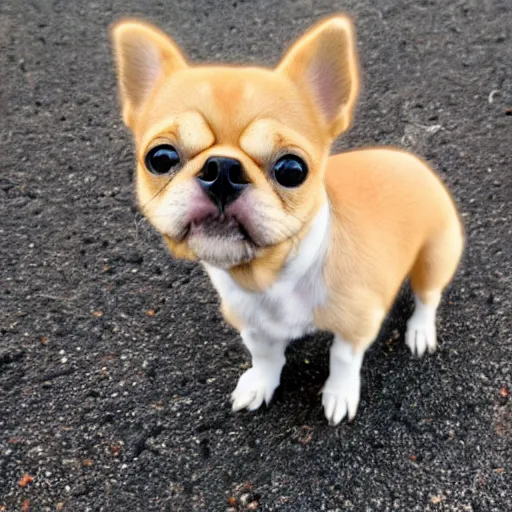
[406,220,464,356]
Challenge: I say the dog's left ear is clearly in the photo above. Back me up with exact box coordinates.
[110,19,187,128]
[277,16,359,137]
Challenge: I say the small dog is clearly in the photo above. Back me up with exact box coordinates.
[110,15,463,425]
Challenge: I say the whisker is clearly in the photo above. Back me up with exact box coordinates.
[139,177,174,213]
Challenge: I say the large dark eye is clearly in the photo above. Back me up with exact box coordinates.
[272,155,308,188]
[145,145,180,175]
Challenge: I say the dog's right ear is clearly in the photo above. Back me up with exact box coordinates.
[110,20,187,128]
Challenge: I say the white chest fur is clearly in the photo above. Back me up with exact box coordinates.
[204,202,330,341]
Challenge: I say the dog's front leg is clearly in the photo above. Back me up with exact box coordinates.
[320,307,385,426]
[231,328,288,412]
[322,335,365,426]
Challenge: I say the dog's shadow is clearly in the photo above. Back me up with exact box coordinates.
[271,286,415,422]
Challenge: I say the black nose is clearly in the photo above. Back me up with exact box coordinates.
[196,156,250,212]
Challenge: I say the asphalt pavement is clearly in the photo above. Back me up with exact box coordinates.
[0,0,511,510]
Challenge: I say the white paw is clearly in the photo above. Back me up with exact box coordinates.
[231,366,280,412]
[321,373,361,426]
[406,316,437,357]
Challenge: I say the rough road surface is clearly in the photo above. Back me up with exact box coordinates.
[1,0,511,510]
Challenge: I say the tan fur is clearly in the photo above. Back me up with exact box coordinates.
[220,302,244,331]
[314,149,463,349]
[111,15,463,350]
[277,16,360,136]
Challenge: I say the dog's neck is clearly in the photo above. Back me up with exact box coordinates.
[226,199,330,292]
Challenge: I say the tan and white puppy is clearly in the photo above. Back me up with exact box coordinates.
[110,16,464,425]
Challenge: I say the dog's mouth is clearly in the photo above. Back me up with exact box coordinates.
[189,214,252,243]
[185,214,259,268]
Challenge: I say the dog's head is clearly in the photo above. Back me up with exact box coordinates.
[111,16,359,287]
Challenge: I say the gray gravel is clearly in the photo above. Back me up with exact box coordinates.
[1,0,511,510]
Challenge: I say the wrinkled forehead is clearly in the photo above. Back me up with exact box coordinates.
[136,66,325,146]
